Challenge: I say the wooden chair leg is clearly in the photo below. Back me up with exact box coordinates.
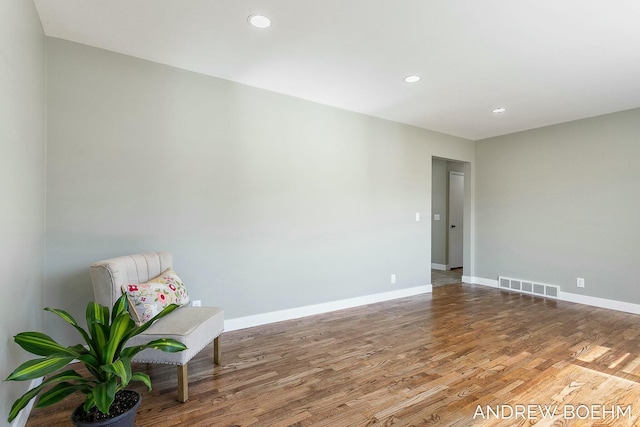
[177,364,188,403]
[214,336,221,365]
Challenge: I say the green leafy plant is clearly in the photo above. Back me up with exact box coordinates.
[6,295,187,422]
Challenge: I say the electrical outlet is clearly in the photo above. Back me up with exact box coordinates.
[192,300,202,307]
[391,274,396,284]
[576,278,585,288]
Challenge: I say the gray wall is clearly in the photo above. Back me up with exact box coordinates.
[45,38,475,344]
[431,159,447,265]
[0,0,45,424]
[475,108,640,303]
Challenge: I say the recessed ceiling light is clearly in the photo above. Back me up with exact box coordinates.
[492,107,507,113]
[248,14,271,29]
[404,75,421,83]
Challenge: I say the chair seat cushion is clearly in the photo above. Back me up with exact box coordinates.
[128,306,224,365]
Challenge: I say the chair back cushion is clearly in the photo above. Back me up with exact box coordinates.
[89,252,173,308]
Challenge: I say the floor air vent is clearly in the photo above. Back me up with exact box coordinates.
[498,276,559,299]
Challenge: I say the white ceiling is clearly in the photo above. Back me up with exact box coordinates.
[34,0,640,140]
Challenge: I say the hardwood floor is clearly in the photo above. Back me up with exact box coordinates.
[431,269,463,286]
[27,284,640,426]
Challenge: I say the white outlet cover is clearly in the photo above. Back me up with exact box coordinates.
[434,214,440,221]
[415,212,420,221]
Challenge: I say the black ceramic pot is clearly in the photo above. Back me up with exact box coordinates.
[71,390,141,427]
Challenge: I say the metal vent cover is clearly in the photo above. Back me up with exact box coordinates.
[498,276,560,300]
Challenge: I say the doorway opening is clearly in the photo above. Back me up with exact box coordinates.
[431,158,468,285]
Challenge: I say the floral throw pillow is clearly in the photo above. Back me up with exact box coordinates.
[121,268,190,324]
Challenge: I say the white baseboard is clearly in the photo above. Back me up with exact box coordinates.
[431,263,449,271]
[558,290,640,315]
[466,276,640,315]
[462,276,498,288]
[225,285,432,332]
[11,377,43,427]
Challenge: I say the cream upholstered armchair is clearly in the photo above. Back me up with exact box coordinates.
[89,252,224,402]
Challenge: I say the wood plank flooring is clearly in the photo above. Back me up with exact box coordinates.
[26,284,640,426]
[431,269,463,286]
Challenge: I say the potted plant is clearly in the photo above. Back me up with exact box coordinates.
[6,294,187,426]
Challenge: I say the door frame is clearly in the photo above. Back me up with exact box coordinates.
[431,157,472,280]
